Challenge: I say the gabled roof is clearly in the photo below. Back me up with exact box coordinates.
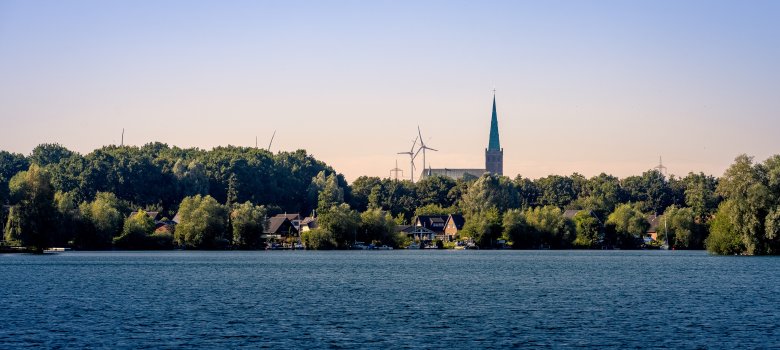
[129,210,160,221]
[563,209,581,219]
[266,217,298,234]
[300,216,318,229]
[415,215,449,229]
[172,212,181,224]
[395,225,415,233]
[274,213,301,221]
[445,214,465,229]
[647,214,661,232]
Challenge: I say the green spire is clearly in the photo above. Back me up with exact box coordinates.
[488,93,501,151]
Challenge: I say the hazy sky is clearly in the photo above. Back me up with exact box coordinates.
[1,1,778,182]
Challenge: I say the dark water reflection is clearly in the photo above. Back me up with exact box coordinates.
[0,250,778,348]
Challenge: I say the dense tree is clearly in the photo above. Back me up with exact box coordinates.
[681,172,720,222]
[358,209,397,246]
[29,143,76,167]
[317,203,360,248]
[535,175,577,208]
[572,211,601,248]
[524,206,575,248]
[461,207,502,248]
[3,165,56,252]
[231,201,267,249]
[513,175,539,208]
[301,228,336,250]
[414,204,451,216]
[173,159,209,198]
[309,171,345,211]
[368,179,417,221]
[78,192,125,248]
[502,208,533,248]
[349,176,382,212]
[460,173,519,215]
[174,195,228,249]
[574,173,623,220]
[114,210,156,249]
[415,175,456,208]
[605,203,649,248]
[658,205,702,249]
[705,201,743,255]
[0,151,29,205]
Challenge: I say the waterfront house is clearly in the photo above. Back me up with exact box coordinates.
[414,215,448,236]
[443,214,465,242]
[300,216,318,232]
[273,213,302,231]
[129,210,160,221]
[264,216,299,240]
[646,214,661,241]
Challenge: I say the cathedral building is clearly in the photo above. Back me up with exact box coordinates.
[421,93,504,180]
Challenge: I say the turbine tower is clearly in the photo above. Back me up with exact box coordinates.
[415,126,437,178]
[398,136,419,182]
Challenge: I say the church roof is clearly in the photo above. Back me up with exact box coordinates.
[488,94,501,151]
[420,168,486,180]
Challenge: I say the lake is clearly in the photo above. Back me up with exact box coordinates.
[0,250,778,349]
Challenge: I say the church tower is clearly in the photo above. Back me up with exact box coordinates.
[485,92,503,175]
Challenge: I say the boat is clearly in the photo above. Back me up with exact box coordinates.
[376,245,393,250]
[406,242,421,249]
[351,242,369,250]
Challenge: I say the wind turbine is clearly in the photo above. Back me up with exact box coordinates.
[398,136,419,182]
[416,126,438,178]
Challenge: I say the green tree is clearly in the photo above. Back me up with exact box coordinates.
[415,175,456,208]
[3,165,56,252]
[231,201,267,249]
[502,208,533,248]
[78,192,125,248]
[658,205,701,249]
[460,173,519,215]
[358,209,396,246]
[349,176,382,212]
[414,203,451,216]
[716,154,771,255]
[606,203,649,248]
[300,228,336,250]
[174,195,228,249]
[681,172,720,222]
[30,143,75,167]
[535,175,577,208]
[525,206,575,248]
[461,207,502,248]
[317,203,360,248]
[114,210,156,249]
[309,171,345,211]
[705,201,743,255]
[572,211,601,248]
[0,151,29,205]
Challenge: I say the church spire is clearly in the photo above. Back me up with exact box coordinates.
[488,91,501,151]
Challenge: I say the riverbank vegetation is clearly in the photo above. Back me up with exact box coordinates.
[1,143,778,255]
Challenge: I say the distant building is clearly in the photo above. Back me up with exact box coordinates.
[264,217,298,239]
[646,214,661,241]
[273,213,301,231]
[299,216,318,232]
[443,214,465,242]
[129,210,160,221]
[414,215,448,235]
[420,93,503,180]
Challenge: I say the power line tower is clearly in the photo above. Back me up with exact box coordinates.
[390,160,403,181]
[654,156,668,177]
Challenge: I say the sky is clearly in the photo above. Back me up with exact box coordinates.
[1,0,778,182]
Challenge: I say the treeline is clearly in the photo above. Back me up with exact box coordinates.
[1,143,778,254]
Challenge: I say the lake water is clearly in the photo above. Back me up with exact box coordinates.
[0,250,778,349]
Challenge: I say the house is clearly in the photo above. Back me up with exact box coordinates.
[646,214,661,241]
[414,215,448,236]
[273,213,302,231]
[443,214,465,242]
[264,216,299,239]
[299,216,318,232]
